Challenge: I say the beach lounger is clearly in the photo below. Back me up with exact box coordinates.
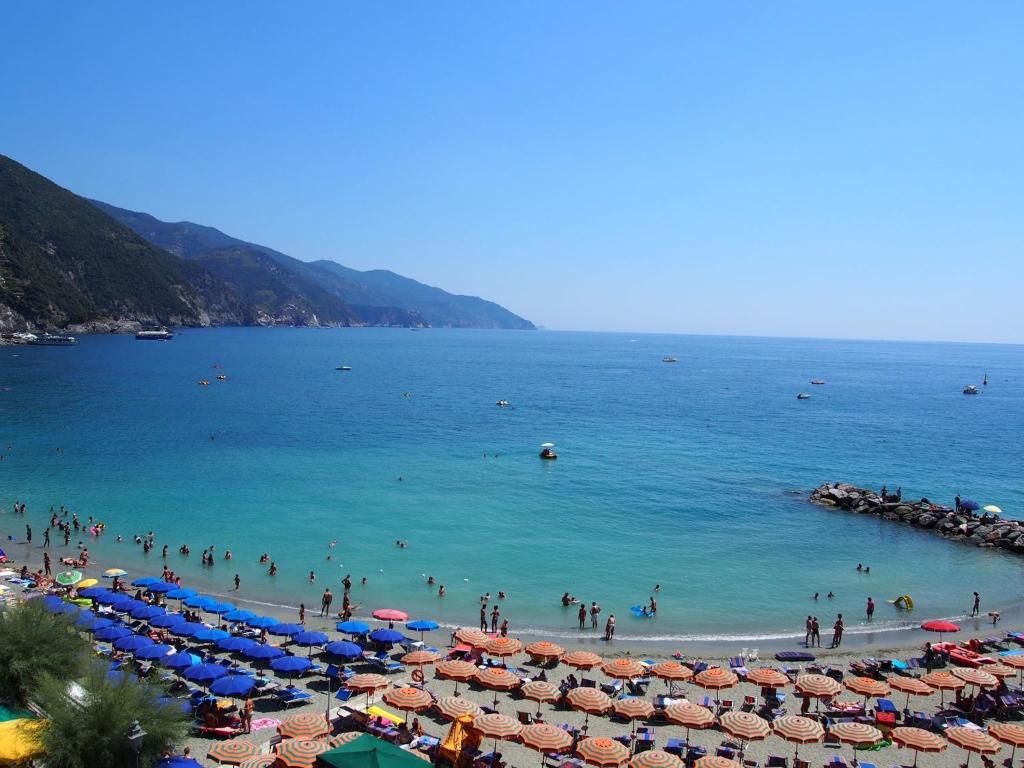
[600,679,623,697]
[275,687,313,707]
[776,651,815,663]
[368,656,405,674]
[664,738,686,756]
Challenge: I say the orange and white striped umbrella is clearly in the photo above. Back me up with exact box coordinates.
[563,651,603,669]
[795,674,841,699]
[843,676,890,699]
[327,732,363,748]
[402,650,440,667]
[435,659,479,694]
[651,661,693,683]
[485,637,523,658]
[383,686,434,713]
[829,722,882,746]
[239,757,276,768]
[566,687,612,716]
[984,664,1015,679]
[472,713,522,740]
[694,758,741,768]
[946,727,1000,765]
[891,727,948,766]
[888,675,933,697]
[525,641,565,661]
[989,722,1024,762]
[694,667,738,691]
[277,713,329,740]
[577,737,630,767]
[207,739,259,764]
[628,750,684,768]
[772,715,823,757]
[434,696,482,721]
[346,673,389,693]
[951,667,999,689]
[745,668,788,688]
[612,697,654,721]
[521,680,561,712]
[922,671,966,690]
[663,702,714,738]
[273,739,328,768]
[475,666,521,691]
[719,711,770,742]
[602,658,646,679]
[454,628,490,647]
[999,655,1024,673]
[519,723,573,754]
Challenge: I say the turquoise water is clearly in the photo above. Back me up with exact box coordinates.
[1,329,1022,644]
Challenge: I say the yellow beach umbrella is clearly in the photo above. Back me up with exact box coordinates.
[77,578,99,590]
[0,719,45,763]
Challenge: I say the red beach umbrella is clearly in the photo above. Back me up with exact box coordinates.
[921,620,960,641]
[372,608,409,622]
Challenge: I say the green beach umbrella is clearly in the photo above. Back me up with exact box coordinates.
[56,570,83,586]
[317,733,429,768]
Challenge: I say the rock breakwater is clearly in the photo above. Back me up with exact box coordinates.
[810,482,1024,553]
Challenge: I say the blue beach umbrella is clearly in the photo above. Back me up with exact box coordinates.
[223,609,256,623]
[51,603,81,616]
[157,757,203,768]
[184,663,227,685]
[407,620,439,632]
[268,623,303,637]
[324,640,363,659]
[78,587,111,599]
[169,622,204,638]
[147,582,177,593]
[183,595,213,609]
[244,644,285,662]
[75,614,112,631]
[293,630,328,647]
[337,620,370,635]
[217,636,256,653]
[43,595,64,609]
[206,602,236,615]
[112,599,147,613]
[132,577,160,587]
[271,655,312,677]
[134,644,175,660]
[166,587,196,600]
[130,604,166,620]
[158,696,193,715]
[245,616,277,629]
[95,592,125,605]
[150,613,187,628]
[961,500,981,512]
[193,628,230,643]
[210,675,256,698]
[95,625,133,642]
[162,652,199,670]
[370,628,404,644]
[114,634,155,652]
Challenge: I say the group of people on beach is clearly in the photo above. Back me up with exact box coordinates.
[804,614,844,648]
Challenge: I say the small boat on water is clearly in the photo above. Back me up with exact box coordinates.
[335,365,352,371]
[662,356,678,363]
[197,380,210,386]
[496,400,509,407]
[811,380,826,385]
[136,329,174,341]
[539,442,558,460]
[30,333,77,346]
[797,393,811,400]
[963,385,979,395]
[10,332,38,344]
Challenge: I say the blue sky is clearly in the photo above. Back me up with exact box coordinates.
[4,2,1022,342]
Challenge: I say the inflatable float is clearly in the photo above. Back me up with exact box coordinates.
[889,594,914,610]
[629,605,654,618]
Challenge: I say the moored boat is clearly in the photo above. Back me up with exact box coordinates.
[136,329,174,341]
[29,333,77,346]
[963,385,979,395]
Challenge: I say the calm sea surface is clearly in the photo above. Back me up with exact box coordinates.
[1,329,1022,643]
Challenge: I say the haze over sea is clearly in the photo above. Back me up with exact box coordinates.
[2,329,1022,645]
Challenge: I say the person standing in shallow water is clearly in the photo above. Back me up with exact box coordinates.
[480,604,487,631]
[972,591,981,616]
[866,597,875,620]
[320,588,333,617]
[830,614,844,648]
[578,604,587,630]
[604,614,616,640]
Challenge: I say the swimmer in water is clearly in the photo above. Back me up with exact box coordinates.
[269,562,277,576]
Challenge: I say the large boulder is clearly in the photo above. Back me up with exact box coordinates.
[916,515,937,529]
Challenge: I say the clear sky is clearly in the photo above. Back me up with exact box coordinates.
[4,2,1022,342]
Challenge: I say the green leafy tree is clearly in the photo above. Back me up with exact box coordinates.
[0,600,89,707]
[34,661,189,768]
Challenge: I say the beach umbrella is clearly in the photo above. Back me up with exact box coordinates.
[945,727,1000,768]
[612,697,654,725]
[843,676,890,702]
[961,500,980,511]
[651,661,693,686]
[147,582,177,593]
[239,757,277,768]
[372,608,409,622]
[695,667,739,704]
[158,759,204,768]
[327,732,363,748]
[829,722,882,766]
[207,739,259,765]
[206,602,236,615]
[888,675,934,708]
[245,643,285,663]
[95,591,127,605]
[324,641,363,660]
[51,603,82,616]
[629,751,683,768]
[435,696,482,720]
[132,577,160,587]
[271,656,313,679]
[162,652,200,670]
[369,628,404,644]
[130,604,166,620]
[566,687,612,728]
[794,674,841,711]
[95,625,133,642]
[223,609,256,623]
[292,630,328,648]
[274,738,328,768]
[984,663,1015,679]
[169,622,205,638]
[114,634,155,653]
[921,620,960,641]
[150,613,188,628]
[346,673,389,708]
[473,713,523,763]
[383,686,434,720]
[577,736,630,768]
[436,659,478,695]
[890,726,948,767]
[77,579,99,589]
[166,588,196,600]
[485,636,523,659]
[454,628,490,647]
[103,568,127,578]
[719,711,770,743]
[745,668,788,689]
[267,622,303,637]
[772,715,823,760]
[42,595,64,609]
[245,616,277,629]
[694,759,740,768]
[983,505,1002,515]
[475,666,523,709]
[194,628,231,643]
[563,651,604,670]
[76,614,113,631]
[525,641,565,662]
[278,713,329,740]
[520,722,574,761]
[402,649,440,667]
[521,680,561,716]
[406,620,439,640]
[951,667,999,689]
[184,663,228,685]
[112,599,147,614]
[55,570,83,586]
[602,658,646,680]
[210,675,256,699]
[988,722,1024,763]
[663,702,713,740]
[337,620,370,634]
[184,595,213,609]
[134,644,175,660]
[79,587,111,599]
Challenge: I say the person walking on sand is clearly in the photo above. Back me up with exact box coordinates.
[804,615,813,646]
[830,614,844,648]
[480,604,488,631]
[590,601,600,629]
[972,591,981,617]
[43,552,51,577]
[866,597,875,620]
[604,614,616,640]
[578,604,587,630]
[321,588,333,617]
[241,696,254,733]
[299,604,306,625]
[43,528,49,548]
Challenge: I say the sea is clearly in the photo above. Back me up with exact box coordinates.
[1,328,1022,648]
